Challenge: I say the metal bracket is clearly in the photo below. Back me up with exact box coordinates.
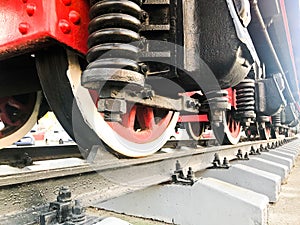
[39,187,102,225]
[208,153,230,169]
[249,146,261,155]
[171,161,195,185]
[98,87,200,121]
[235,149,250,160]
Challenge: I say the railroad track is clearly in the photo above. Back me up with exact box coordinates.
[0,136,298,224]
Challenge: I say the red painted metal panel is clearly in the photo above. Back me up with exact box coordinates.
[54,0,89,54]
[0,0,89,58]
[178,114,209,123]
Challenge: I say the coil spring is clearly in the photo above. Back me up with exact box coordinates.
[272,113,281,126]
[203,90,228,123]
[205,90,229,110]
[235,79,256,118]
[82,0,145,88]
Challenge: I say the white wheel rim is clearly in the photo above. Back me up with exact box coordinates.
[66,51,179,157]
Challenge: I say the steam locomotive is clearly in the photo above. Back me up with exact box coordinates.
[0,0,299,157]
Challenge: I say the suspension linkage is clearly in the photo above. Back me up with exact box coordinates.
[98,88,201,116]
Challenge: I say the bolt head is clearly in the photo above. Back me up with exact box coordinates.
[69,10,81,25]
[26,3,36,16]
[18,22,29,35]
[62,0,72,6]
[59,20,71,34]
[57,187,71,202]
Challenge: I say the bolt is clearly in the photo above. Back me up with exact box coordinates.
[23,152,33,166]
[187,167,195,180]
[72,200,83,215]
[222,157,229,167]
[267,143,271,149]
[212,153,221,166]
[175,160,184,179]
[57,187,71,202]
[140,11,148,22]
[26,3,36,16]
[18,22,29,35]
[190,101,196,108]
[256,148,261,155]
[22,0,28,3]
[62,0,72,6]
[244,152,249,160]
[175,160,182,171]
[260,144,264,151]
[69,10,81,25]
[271,142,276,149]
[250,146,256,155]
[59,19,71,34]
[71,200,85,222]
[141,88,154,99]
[186,100,192,108]
[140,64,148,74]
[236,149,243,159]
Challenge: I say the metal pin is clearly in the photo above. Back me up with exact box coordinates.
[212,153,221,166]
[236,149,243,159]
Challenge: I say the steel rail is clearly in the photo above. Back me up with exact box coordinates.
[0,136,297,224]
[0,144,82,165]
[0,137,294,187]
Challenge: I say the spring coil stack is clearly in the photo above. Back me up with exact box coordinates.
[205,90,229,123]
[82,0,145,89]
[235,79,256,121]
[272,113,281,127]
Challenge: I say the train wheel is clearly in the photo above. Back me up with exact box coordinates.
[212,110,241,145]
[185,122,204,140]
[36,47,179,157]
[259,124,271,140]
[0,92,41,148]
[270,127,280,139]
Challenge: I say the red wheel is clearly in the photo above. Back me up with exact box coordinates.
[212,110,242,145]
[89,91,175,144]
[184,122,204,140]
[259,125,271,140]
[36,47,179,157]
[110,105,174,144]
[0,92,41,148]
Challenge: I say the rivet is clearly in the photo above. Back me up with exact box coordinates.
[18,22,29,35]
[59,20,71,34]
[26,3,36,16]
[62,0,72,6]
[69,10,81,25]
[22,0,28,3]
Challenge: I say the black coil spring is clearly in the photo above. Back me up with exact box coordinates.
[86,0,144,75]
[272,113,281,126]
[205,90,229,110]
[235,79,256,118]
